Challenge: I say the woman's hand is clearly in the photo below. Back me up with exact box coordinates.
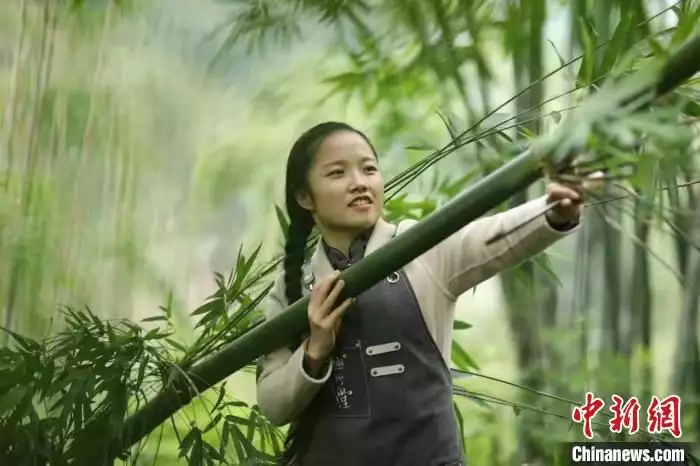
[544,181,584,227]
[544,171,604,228]
[305,271,353,367]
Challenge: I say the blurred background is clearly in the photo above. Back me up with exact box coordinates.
[0,0,698,464]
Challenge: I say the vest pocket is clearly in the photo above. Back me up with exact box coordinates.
[316,340,371,418]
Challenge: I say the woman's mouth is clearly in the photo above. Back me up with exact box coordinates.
[349,196,373,210]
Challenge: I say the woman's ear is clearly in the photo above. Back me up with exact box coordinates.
[295,191,314,212]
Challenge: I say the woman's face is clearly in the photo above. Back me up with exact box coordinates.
[297,130,384,236]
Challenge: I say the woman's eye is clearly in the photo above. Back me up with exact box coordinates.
[328,169,343,177]
[364,166,378,173]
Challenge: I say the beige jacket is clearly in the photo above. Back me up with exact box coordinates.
[256,195,579,426]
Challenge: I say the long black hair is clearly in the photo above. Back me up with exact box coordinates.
[277,121,377,465]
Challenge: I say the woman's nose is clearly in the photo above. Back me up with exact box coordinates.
[349,173,369,191]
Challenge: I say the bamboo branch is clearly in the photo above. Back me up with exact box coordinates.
[71,34,700,465]
[485,179,700,245]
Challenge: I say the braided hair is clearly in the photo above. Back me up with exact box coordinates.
[277,121,377,465]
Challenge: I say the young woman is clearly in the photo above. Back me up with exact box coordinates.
[256,122,584,466]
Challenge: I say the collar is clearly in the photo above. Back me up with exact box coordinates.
[322,227,373,269]
[309,217,398,279]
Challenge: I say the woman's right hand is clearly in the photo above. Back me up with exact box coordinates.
[305,270,354,363]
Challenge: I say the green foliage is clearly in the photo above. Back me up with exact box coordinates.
[0,305,172,465]
[0,254,283,466]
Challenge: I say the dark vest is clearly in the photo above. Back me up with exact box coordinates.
[294,228,465,466]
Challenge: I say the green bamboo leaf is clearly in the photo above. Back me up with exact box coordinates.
[141,316,169,323]
[0,327,41,353]
[533,253,563,288]
[38,357,56,398]
[188,434,203,466]
[576,16,597,86]
[226,422,247,461]
[57,381,82,429]
[144,329,172,341]
[159,291,174,318]
[547,40,573,81]
[179,427,199,458]
[599,9,634,76]
[227,421,258,459]
[214,271,226,290]
[647,35,666,58]
[625,114,696,144]
[73,397,84,436]
[246,410,257,441]
[453,401,465,435]
[453,320,472,330]
[45,373,71,400]
[190,299,220,317]
[226,414,253,427]
[0,386,28,416]
[84,305,104,333]
[266,423,282,454]
[166,338,187,353]
[274,204,290,239]
[212,384,227,412]
[671,4,700,47]
[235,243,263,291]
[203,413,223,433]
[436,110,466,143]
[204,441,225,462]
[136,356,148,390]
[105,321,117,343]
[219,421,231,459]
[405,142,437,151]
[222,400,249,409]
[451,385,493,410]
[451,340,480,371]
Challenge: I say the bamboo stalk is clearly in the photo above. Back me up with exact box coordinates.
[4,0,56,337]
[1,0,28,184]
[72,34,700,465]
[63,0,114,313]
[0,0,28,344]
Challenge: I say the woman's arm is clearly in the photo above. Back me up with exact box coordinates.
[429,194,580,299]
[255,274,333,426]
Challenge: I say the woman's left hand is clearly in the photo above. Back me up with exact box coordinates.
[544,181,584,228]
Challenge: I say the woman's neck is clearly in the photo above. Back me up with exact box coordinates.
[319,225,374,257]
[320,232,357,257]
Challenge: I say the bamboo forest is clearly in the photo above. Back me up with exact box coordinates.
[1,0,700,464]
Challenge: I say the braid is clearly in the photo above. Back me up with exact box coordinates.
[283,208,314,306]
[279,203,315,466]
[284,205,314,354]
